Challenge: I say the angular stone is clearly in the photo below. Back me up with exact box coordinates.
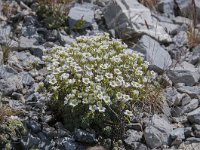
[14,51,43,70]
[124,141,147,150]
[179,143,200,150]
[19,72,34,86]
[189,45,200,65]
[62,137,78,150]
[58,32,75,46]
[27,120,41,133]
[188,107,200,124]
[0,75,23,95]
[177,86,200,98]
[0,65,18,78]
[170,128,185,140]
[170,128,185,146]
[175,0,200,22]
[144,126,167,149]
[135,35,172,73]
[74,129,96,144]
[157,0,174,15]
[167,61,199,86]
[158,21,179,36]
[173,31,188,47]
[104,0,172,43]
[124,130,143,145]
[18,36,44,58]
[68,3,95,29]
[181,94,192,106]
[171,106,184,117]
[186,137,200,143]
[9,99,25,109]
[183,99,199,113]
[144,115,173,148]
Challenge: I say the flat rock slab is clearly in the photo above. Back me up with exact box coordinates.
[135,35,172,73]
[177,86,200,98]
[104,0,172,43]
[187,107,200,124]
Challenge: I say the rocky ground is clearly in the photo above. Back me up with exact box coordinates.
[0,0,200,149]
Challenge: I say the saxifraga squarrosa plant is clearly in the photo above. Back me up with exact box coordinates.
[43,33,158,138]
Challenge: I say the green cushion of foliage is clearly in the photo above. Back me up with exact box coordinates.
[43,33,157,132]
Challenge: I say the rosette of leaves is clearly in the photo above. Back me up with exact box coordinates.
[0,117,26,148]
[43,33,158,137]
[36,0,70,30]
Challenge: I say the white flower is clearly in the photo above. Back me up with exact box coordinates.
[72,89,77,94]
[89,105,97,112]
[82,78,90,85]
[95,75,103,82]
[69,100,77,107]
[97,93,104,100]
[52,61,59,66]
[85,65,94,71]
[111,56,122,63]
[68,79,76,84]
[114,69,122,75]
[47,65,53,71]
[62,64,68,70]
[103,96,111,104]
[74,66,82,72]
[82,52,91,58]
[52,86,59,91]
[105,73,113,79]
[98,106,106,113]
[133,90,139,96]
[143,77,148,83]
[60,73,69,80]
[116,76,124,82]
[49,77,57,85]
[136,70,143,76]
[10,115,19,120]
[96,85,102,91]
[150,70,157,78]
[86,71,93,77]
[100,63,110,70]
[116,92,123,99]
[68,93,75,98]
[123,94,132,102]
[109,81,118,88]
[64,97,69,105]
[131,81,141,88]
[124,82,131,88]
[66,57,74,63]
[82,98,88,104]
[124,110,133,117]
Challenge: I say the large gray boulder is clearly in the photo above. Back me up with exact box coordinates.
[144,115,173,148]
[175,0,200,22]
[135,35,172,73]
[104,0,172,43]
[157,0,175,15]
[167,61,199,86]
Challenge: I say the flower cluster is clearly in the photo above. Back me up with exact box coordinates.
[43,33,156,119]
